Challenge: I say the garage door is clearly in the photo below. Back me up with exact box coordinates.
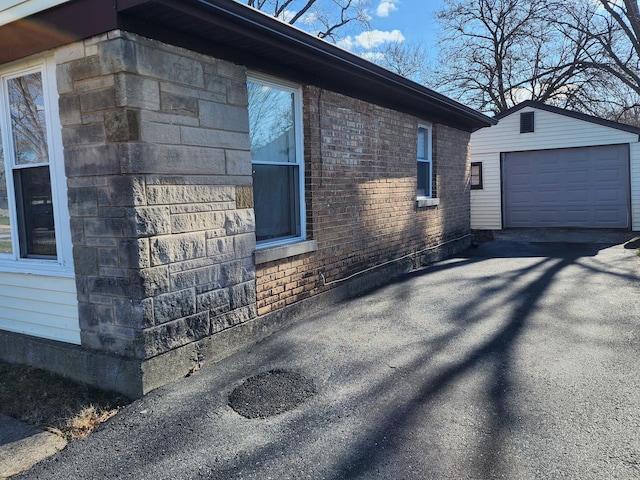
[503,145,629,228]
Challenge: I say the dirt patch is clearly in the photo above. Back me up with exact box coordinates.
[0,360,130,440]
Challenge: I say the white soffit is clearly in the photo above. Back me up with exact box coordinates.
[0,0,71,27]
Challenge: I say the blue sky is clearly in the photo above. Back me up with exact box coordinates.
[336,0,445,61]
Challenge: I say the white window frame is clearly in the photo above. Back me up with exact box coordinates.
[248,72,306,249]
[417,122,433,199]
[0,55,73,277]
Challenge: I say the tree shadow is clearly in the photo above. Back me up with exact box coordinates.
[22,242,640,479]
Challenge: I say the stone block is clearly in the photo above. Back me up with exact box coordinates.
[230,281,257,309]
[224,209,255,235]
[108,175,146,207]
[146,185,234,205]
[69,217,85,244]
[226,80,248,106]
[140,122,180,145]
[226,150,252,176]
[78,302,114,330]
[98,37,138,75]
[115,73,160,110]
[67,187,98,217]
[150,233,206,266]
[81,112,105,125]
[80,331,137,359]
[181,126,250,150]
[198,101,249,132]
[75,74,115,93]
[241,257,256,282]
[130,206,172,237]
[235,185,253,209]
[65,143,120,176]
[98,247,119,267]
[55,42,86,64]
[83,216,133,238]
[58,94,81,126]
[118,238,150,269]
[160,92,198,117]
[221,260,244,286]
[113,298,154,329]
[210,304,256,333]
[73,246,98,275]
[160,81,226,103]
[68,176,109,188]
[139,109,200,127]
[82,274,135,298]
[196,288,230,316]
[170,264,222,292]
[62,123,105,146]
[234,233,256,259]
[140,312,210,358]
[69,56,102,81]
[104,109,140,142]
[205,236,235,263]
[119,143,226,175]
[153,289,196,325]
[136,42,204,88]
[138,266,170,298]
[216,60,246,81]
[170,211,226,234]
[79,88,116,112]
[56,63,74,95]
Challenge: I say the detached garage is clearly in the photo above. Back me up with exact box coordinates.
[471,101,640,231]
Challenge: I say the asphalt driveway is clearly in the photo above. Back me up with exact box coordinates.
[18,233,640,479]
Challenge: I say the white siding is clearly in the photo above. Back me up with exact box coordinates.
[0,271,79,343]
[0,0,69,26]
[471,153,502,229]
[471,106,640,230]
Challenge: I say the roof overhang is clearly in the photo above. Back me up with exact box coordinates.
[0,0,495,131]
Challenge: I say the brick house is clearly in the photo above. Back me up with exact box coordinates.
[0,0,494,397]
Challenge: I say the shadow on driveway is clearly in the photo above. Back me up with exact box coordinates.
[19,237,640,480]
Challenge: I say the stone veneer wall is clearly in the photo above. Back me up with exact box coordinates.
[57,30,256,363]
[255,87,472,315]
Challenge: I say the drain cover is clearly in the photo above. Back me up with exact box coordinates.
[228,369,316,419]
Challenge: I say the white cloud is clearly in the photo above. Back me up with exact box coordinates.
[354,29,405,49]
[337,36,356,50]
[376,1,399,18]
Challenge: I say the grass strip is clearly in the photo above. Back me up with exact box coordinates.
[0,360,130,440]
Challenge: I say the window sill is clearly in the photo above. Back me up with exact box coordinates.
[0,259,75,278]
[416,197,440,208]
[254,239,318,264]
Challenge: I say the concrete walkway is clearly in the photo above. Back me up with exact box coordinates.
[8,230,640,479]
[0,415,65,479]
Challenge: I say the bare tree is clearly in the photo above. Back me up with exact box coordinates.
[565,1,640,92]
[431,0,602,115]
[245,0,371,40]
[374,41,430,82]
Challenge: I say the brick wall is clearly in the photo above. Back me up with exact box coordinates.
[255,87,471,315]
[57,31,256,360]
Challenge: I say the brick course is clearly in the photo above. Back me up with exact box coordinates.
[255,87,471,315]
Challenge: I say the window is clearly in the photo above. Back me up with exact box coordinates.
[470,162,483,189]
[520,111,534,133]
[0,57,71,270]
[248,74,305,245]
[417,123,432,198]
